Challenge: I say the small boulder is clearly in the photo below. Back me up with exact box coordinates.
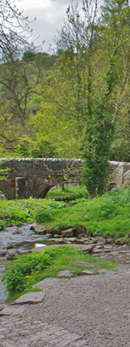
[30,223,47,234]
[13,229,23,235]
[73,226,87,237]
[97,237,106,246]
[6,248,18,260]
[45,233,52,239]
[116,238,125,245]
[81,244,95,253]
[93,246,103,253]
[61,228,73,238]
[35,243,46,248]
[82,270,93,275]
[106,235,115,244]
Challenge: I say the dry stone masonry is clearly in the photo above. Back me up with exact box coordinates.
[0,158,82,199]
[0,158,130,200]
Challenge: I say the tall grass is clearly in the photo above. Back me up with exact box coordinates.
[0,186,130,239]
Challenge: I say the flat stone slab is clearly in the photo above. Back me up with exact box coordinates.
[61,228,73,237]
[33,277,60,289]
[65,237,77,242]
[0,304,26,316]
[104,246,113,252]
[82,270,93,275]
[13,291,45,304]
[58,270,73,277]
[93,247,103,253]
[51,238,64,243]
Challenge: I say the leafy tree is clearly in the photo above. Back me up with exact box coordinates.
[55,0,129,194]
[101,0,130,162]
[82,54,116,195]
[22,51,36,62]
[0,0,34,62]
[0,0,45,155]
[0,0,129,165]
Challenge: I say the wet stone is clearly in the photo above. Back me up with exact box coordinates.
[6,248,18,260]
[30,223,47,234]
[61,228,73,238]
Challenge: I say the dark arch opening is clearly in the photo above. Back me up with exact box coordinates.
[38,185,51,198]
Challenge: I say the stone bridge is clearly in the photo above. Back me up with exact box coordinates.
[0,158,82,200]
[0,158,130,200]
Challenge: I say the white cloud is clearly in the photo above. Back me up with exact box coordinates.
[15,0,82,52]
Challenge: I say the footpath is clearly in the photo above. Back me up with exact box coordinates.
[0,277,89,347]
[1,265,130,347]
[2,238,130,347]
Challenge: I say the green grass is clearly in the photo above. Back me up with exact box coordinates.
[0,186,130,240]
[2,245,118,302]
[47,186,88,201]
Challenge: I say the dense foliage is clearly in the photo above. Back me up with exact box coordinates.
[0,0,130,192]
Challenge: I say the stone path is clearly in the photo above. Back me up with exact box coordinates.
[0,313,88,347]
[0,277,89,347]
[2,266,130,347]
[2,241,130,347]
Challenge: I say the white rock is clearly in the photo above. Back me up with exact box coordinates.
[35,243,46,248]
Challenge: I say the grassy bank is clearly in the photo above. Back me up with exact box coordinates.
[0,186,130,240]
[2,245,118,301]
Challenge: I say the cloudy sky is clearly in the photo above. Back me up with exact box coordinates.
[17,0,74,52]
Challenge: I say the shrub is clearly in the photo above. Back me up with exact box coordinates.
[35,209,54,223]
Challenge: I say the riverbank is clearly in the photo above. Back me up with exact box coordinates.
[1,187,130,242]
[1,222,130,303]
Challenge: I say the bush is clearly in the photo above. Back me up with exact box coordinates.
[47,186,88,202]
[35,209,54,223]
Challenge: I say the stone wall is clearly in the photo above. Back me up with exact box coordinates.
[0,158,130,200]
[0,158,82,199]
[108,161,130,188]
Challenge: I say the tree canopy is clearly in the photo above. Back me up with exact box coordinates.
[0,0,130,194]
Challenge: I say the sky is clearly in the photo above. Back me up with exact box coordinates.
[16,0,74,53]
